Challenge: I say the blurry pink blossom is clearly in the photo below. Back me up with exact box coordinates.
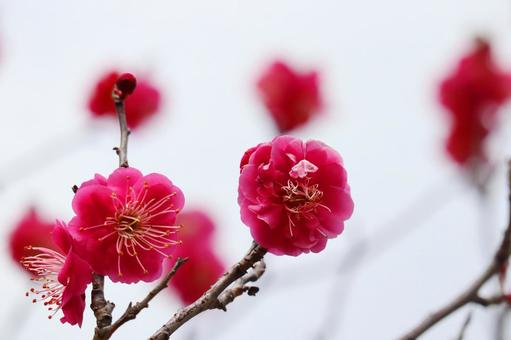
[167,210,226,304]
[9,207,57,274]
[257,61,322,132]
[439,38,511,166]
[88,71,161,129]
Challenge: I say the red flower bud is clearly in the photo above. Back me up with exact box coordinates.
[116,73,137,96]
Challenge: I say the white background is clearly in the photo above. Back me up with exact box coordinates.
[0,1,511,339]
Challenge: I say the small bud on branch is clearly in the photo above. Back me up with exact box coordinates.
[115,73,137,98]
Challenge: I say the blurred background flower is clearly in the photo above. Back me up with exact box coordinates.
[167,209,226,305]
[439,38,511,187]
[256,60,322,133]
[8,206,56,274]
[88,70,162,129]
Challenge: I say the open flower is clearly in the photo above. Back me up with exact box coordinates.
[238,136,353,256]
[166,210,225,304]
[439,38,511,166]
[22,222,92,327]
[87,70,161,129]
[69,167,184,283]
[9,207,57,274]
[257,60,322,133]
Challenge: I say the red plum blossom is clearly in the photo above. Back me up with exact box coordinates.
[22,222,92,327]
[167,210,225,304]
[439,38,511,166]
[257,61,322,133]
[9,207,57,274]
[238,136,353,256]
[69,167,184,284]
[88,71,161,129]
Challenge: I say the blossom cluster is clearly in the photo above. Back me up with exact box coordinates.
[87,61,323,133]
[10,70,354,329]
[12,133,354,325]
[13,167,184,326]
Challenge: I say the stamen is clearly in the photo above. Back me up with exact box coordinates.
[21,247,65,319]
[281,177,325,236]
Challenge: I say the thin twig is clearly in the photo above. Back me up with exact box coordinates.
[398,264,496,340]
[94,258,188,339]
[455,311,472,340]
[398,163,511,340]
[217,259,266,308]
[113,93,130,168]
[472,294,506,307]
[149,242,267,340]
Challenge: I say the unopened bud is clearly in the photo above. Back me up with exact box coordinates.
[116,73,137,97]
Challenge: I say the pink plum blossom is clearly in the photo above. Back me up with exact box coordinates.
[69,167,184,283]
[166,210,225,304]
[439,38,511,166]
[88,70,161,129]
[257,61,322,132]
[22,221,92,327]
[9,207,57,274]
[169,247,225,304]
[238,136,353,256]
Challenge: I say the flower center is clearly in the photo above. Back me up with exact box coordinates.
[116,214,141,236]
[21,246,65,319]
[83,185,181,277]
[281,179,324,215]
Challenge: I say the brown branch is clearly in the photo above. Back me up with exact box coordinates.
[91,275,115,339]
[472,294,507,307]
[94,258,188,340]
[398,163,511,340]
[217,259,266,308]
[398,263,496,340]
[113,91,130,168]
[149,242,267,340]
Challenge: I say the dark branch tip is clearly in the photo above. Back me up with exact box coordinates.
[247,286,259,296]
[115,73,137,98]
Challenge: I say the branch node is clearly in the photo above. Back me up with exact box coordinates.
[149,243,267,340]
[247,286,259,296]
